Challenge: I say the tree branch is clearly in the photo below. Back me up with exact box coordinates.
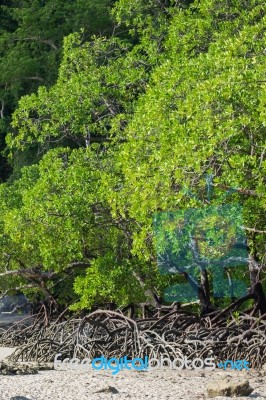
[12,37,58,50]
[0,99,4,119]
[242,226,266,234]
[0,285,36,300]
[215,184,260,196]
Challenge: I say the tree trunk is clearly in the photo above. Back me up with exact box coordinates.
[248,254,266,314]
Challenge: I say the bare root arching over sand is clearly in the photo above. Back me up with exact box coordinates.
[0,305,265,368]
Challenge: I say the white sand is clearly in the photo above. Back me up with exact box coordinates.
[0,367,265,400]
[0,347,16,362]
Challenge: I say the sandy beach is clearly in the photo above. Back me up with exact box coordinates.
[0,366,265,400]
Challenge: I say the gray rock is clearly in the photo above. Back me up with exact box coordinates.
[19,361,54,370]
[0,361,38,375]
[207,378,253,398]
[95,385,119,394]
[10,397,32,400]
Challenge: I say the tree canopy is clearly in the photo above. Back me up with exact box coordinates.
[0,0,115,179]
[0,0,265,315]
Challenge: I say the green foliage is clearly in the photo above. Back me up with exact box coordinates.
[0,0,265,310]
[9,33,148,154]
[0,145,160,306]
[0,0,115,180]
[71,254,146,310]
[110,0,266,262]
